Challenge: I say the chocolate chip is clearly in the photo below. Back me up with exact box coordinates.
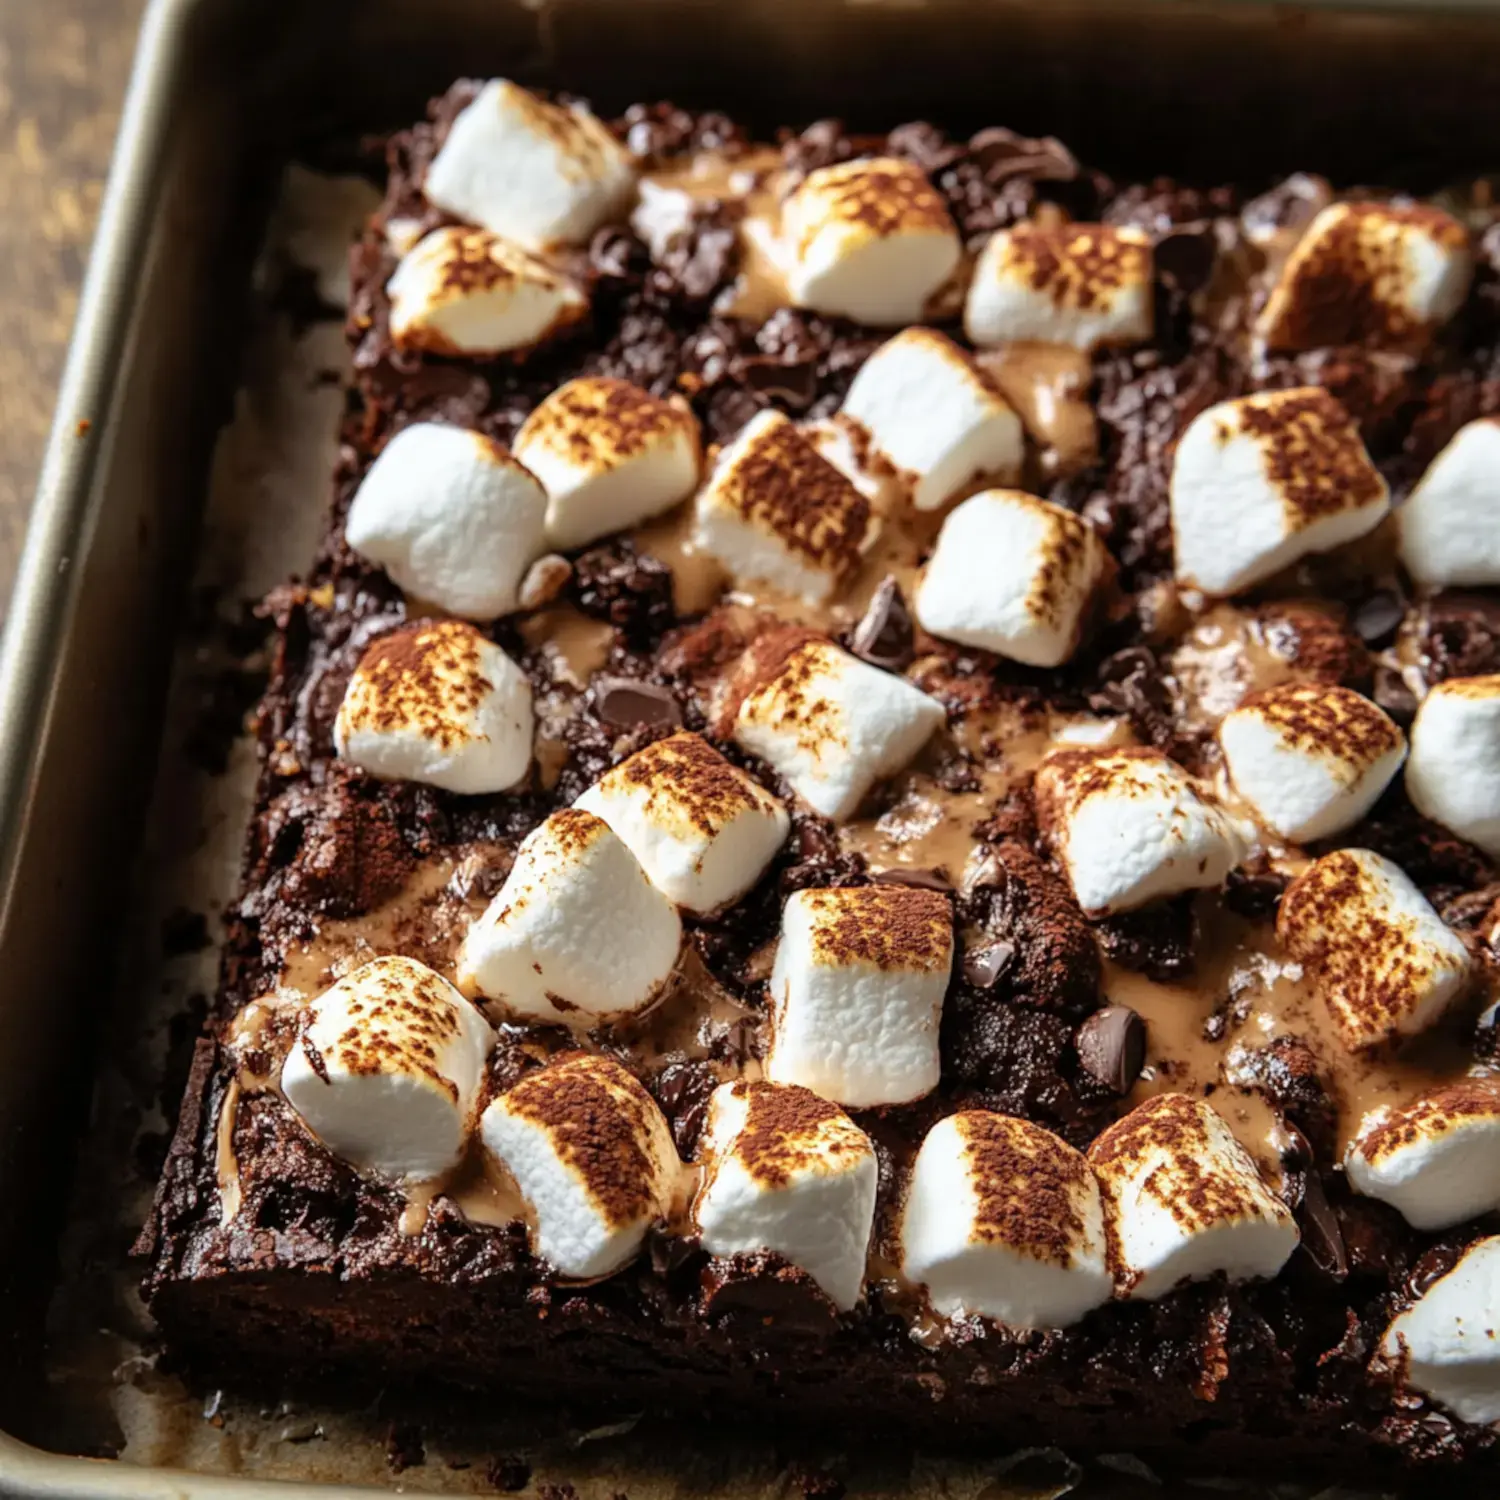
[962,940,1015,989]
[1297,1170,1349,1281]
[1352,589,1405,648]
[849,576,915,671]
[1154,222,1217,294]
[1373,663,1419,724]
[736,355,820,410]
[968,127,1078,185]
[592,677,683,729]
[1075,1005,1146,1094]
[870,866,952,892]
[886,121,965,176]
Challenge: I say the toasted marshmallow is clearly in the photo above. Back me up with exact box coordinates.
[914,490,1111,667]
[334,619,533,794]
[1170,388,1389,596]
[1382,1236,1500,1425]
[734,636,945,821]
[424,80,636,251]
[766,885,951,1108]
[1034,748,1238,917]
[1277,849,1471,1051]
[480,1053,677,1280]
[281,957,492,1184]
[1218,683,1406,842]
[1088,1093,1298,1300]
[514,377,703,551]
[839,328,1023,511]
[1258,201,1473,352]
[782,158,960,327]
[1401,420,1500,592]
[1407,677,1500,859]
[345,424,547,619]
[902,1111,1111,1329]
[695,1080,877,1311]
[964,222,1153,352]
[1347,1080,1500,1231]
[457,809,682,1023]
[386,227,588,356]
[574,732,789,914]
[694,411,875,604]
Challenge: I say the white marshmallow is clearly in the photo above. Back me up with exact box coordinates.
[1258,201,1473,352]
[1170,388,1390,597]
[1347,1080,1500,1231]
[424,80,636,251]
[281,957,492,1184]
[457,809,682,1024]
[1088,1093,1298,1301]
[1400,420,1500,589]
[801,414,902,509]
[1407,676,1500,858]
[1218,683,1406,842]
[480,1053,678,1280]
[840,328,1023,511]
[1034,748,1238,917]
[766,885,952,1108]
[1382,1236,1500,1425]
[345,424,547,619]
[914,489,1112,667]
[695,1079,878,1311]
[575,731,789,914]
[694,411,875,604]
[386,227,588,356]
[733,635,945,821]
[334,619,533,794]
[902,1111,1112,1330]
[514,376,703,551]
[782,157,961,327]
[1277,848,1472,1052]
[964,222,1153,352]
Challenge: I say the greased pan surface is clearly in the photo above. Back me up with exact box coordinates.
[5,0,1500,1493]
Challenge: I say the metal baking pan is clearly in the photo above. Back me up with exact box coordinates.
[6,0,1500,1492]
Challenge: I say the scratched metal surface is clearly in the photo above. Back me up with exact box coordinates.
[0,0,145,615]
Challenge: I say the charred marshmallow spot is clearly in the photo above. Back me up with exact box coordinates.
[695,1079,878,1312]
[1087,1093,1298,1300]
[1277,848,1471,1052]
[693,410,875,604]
[574,731,789,914]
[344,423,547,619]
[766,885,952,1108]
[1347,1079,1500,1231]
[334,619,533,795]
[1406,675,1500,859]
[733,636,945,822]
[782,157,961,327]
[457,809,682,1024]
[839,327,1023,512]
[1218,683,1406,843]
[964,222,1153,352]
[1399,420,1500,590]
[914,489,1112,668]
[1257,201,1473,352]
[423,79,637,251]
[902,1111,1112,1330]
[1169,388,1388,597]
[480,1053,678,1280]
[1382,1236,1500,1425]
[281,956,493,1185]
[386,226,588,356]
[1034,747,1238,917]
[515,376,703,551]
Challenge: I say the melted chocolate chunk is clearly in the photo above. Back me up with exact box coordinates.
[593,677,684,729]
[848,576,915,672]
[1154,222,1217,293]
[1075,1005,1146,1095]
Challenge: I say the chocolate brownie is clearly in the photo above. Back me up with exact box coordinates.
[136,81,1500,1482]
